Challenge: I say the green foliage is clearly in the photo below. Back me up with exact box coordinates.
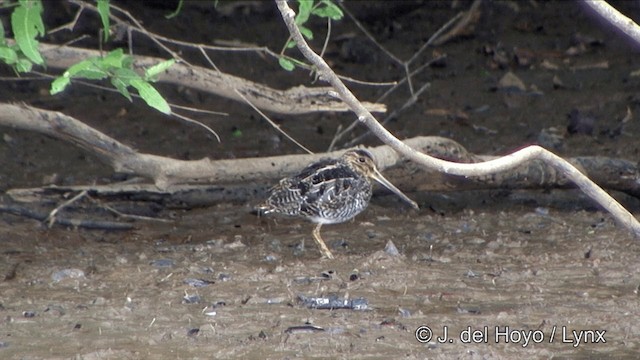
[145,59,175,80]
[0,0,175,115]
[50,49,174,115]
[96,0,110,42]
[0,1,42,73]
[311,0,343,20]
[11,0,44,65]
[278,0,343,71]
[278,57,295,71]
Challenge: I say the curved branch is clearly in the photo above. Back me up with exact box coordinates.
[275,0,640,236]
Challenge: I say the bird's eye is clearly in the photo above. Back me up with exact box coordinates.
[358,157,366,163]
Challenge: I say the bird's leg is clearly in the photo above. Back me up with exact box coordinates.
[312,223,335,259]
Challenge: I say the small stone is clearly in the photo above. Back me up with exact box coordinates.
[182,294,202,304]
[150,258,175,268]
[497,71,526,92]
[183,278,214,288]
[398,308,412,318]
[51,268,85,282]
[384,240,400,256]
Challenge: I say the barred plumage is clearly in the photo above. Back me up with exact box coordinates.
[259,149,418,259]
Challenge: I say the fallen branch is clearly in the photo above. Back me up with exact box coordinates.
[3,101,640,198]
[275,0,640,236]
[6,153,640,208]
[37,43,386,115]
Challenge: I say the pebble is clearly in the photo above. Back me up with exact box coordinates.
[284,325,325,334]
[398,308,412,318]
[182,294,201,304]
[150,259,175,268]
[384,240,400,256]
[51,268,85,282]
[183,278,214,288]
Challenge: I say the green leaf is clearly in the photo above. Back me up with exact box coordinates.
[313,1,343,20]
[144,59,175,80]
[278,57,295,71]
[97,0,110,42]
[130,78,171,114]
[231,128,242,138]
[285,39,296,49]
[11,1,45,65]
[15,58,32,72]
[64,59,107,80]
[113,67,140,83]
[0,18,6,44]
[100,48,127,69]
[299,25,313,40]
[0,47,18,64]
[111,76,132,101]
[165,0,184,19]
[295,0,314,25]
[50,77,70,95]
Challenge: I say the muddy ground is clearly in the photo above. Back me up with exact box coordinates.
[1,1,640,359]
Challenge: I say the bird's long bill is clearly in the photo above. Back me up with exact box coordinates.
[371,169,419,210]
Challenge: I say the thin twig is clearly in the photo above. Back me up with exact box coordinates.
[341,82,431,148]
[71,0,394,88]
[47,3,85,34]
[319,18,331,59]
[333,2,462,144]
[330,55,445,148]
[339,4,403,66]
[197,47,313,154]
[45,190,88,228]
[98,203,173,223]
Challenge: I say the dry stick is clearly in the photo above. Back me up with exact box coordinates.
[275,0,640,236]
[45,190,88,228]
[197,47,313,154]
[583,1,640,44]
[329,55,446,150]
[340,81,431,149]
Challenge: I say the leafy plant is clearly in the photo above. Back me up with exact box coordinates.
[0,0,175,115]
[50,49,175,114]
[278,0,343,71]
[0,0,44,72]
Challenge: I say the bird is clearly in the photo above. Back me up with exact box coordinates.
[258,149,419,259]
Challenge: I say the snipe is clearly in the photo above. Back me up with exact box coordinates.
[258,149,418,259]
